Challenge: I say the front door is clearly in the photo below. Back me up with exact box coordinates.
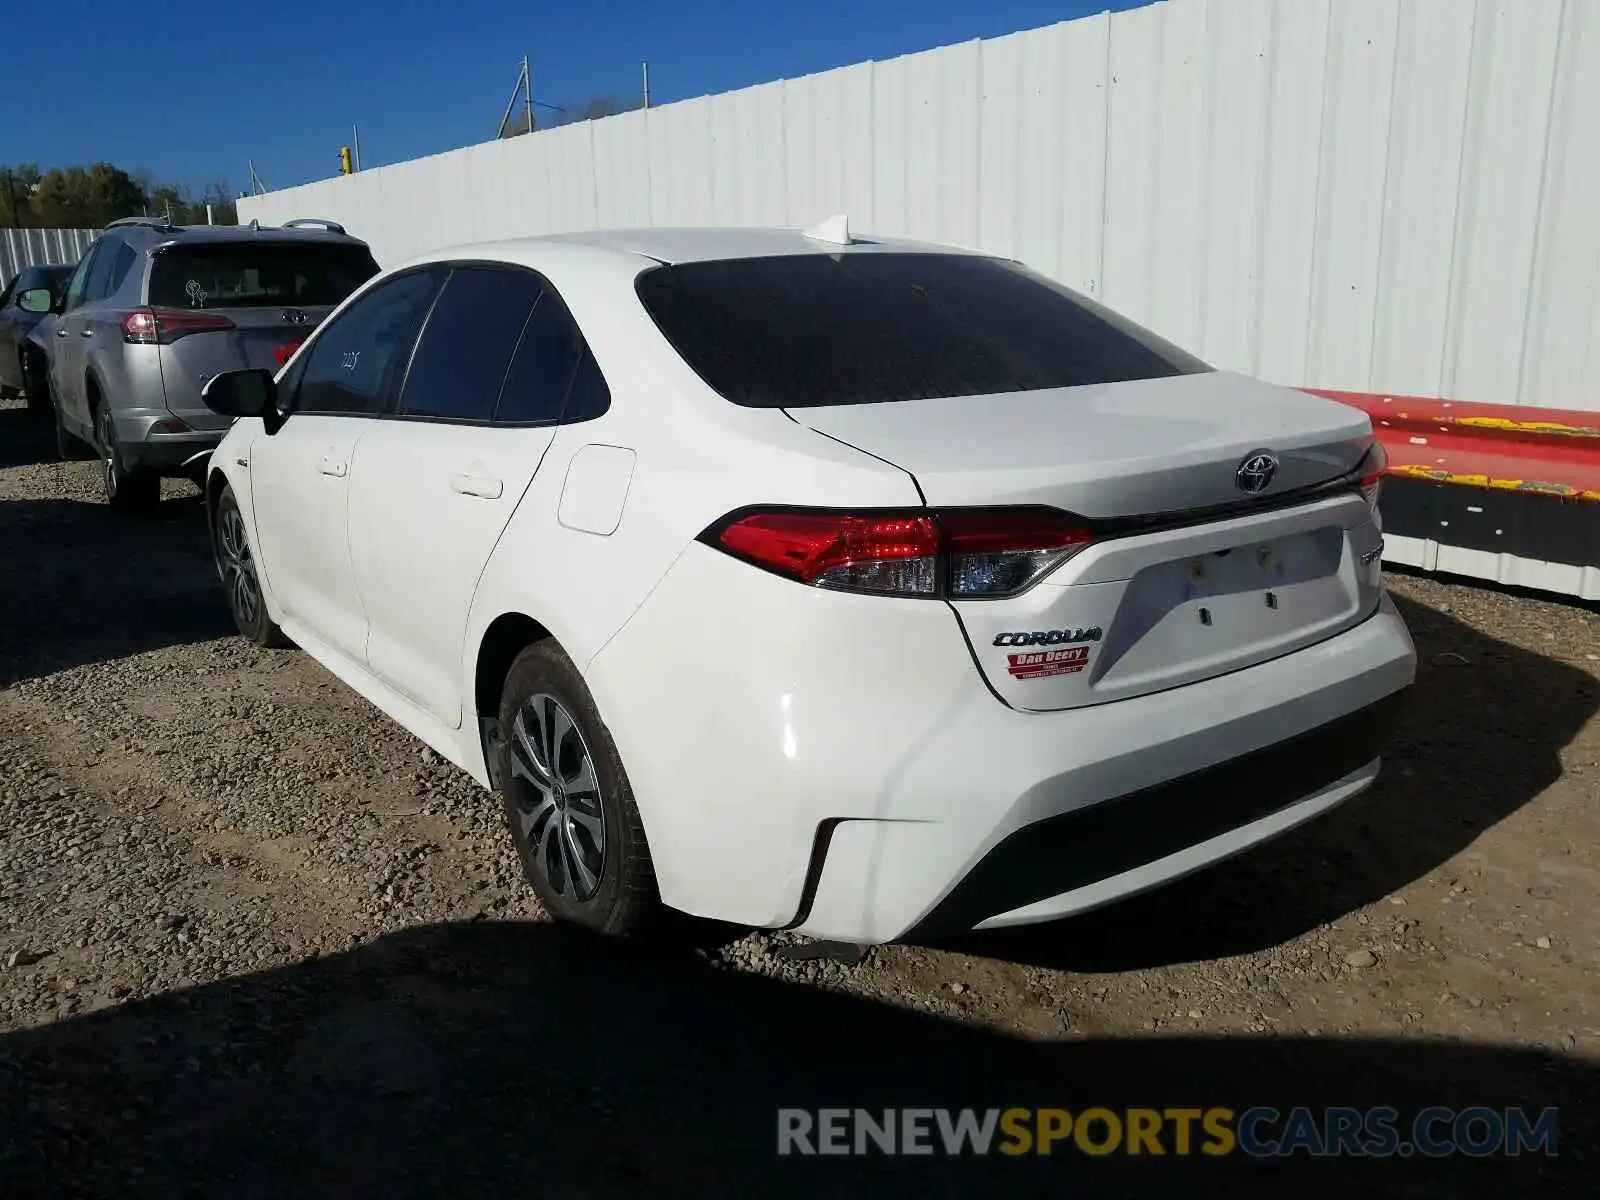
[249,267,445,667]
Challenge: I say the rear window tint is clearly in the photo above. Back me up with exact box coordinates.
[635,253,1210,408]
[149,242,378,310]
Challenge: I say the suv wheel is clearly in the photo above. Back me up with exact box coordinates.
[96,402,160,515]
[496,642,658,935]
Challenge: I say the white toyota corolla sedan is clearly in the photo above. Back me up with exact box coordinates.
[199,221,1416,945]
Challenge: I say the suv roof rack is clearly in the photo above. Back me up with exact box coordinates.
[283,218,346,235]
[105,215,177,233]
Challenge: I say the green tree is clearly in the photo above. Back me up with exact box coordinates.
[34,163,148,227]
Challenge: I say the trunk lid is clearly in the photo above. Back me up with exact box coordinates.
[787,371,1371,516]
[789,372,1385,712]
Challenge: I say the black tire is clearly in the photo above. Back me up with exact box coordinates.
[497,641,657,935]
[212,485,288,648]
[96,400,160,515]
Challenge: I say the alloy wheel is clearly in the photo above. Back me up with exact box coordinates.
[217,505,262,628]
[507,693,606,902]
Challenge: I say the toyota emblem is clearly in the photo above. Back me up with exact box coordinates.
[1235,451,1278,495]
[281,308,308,326]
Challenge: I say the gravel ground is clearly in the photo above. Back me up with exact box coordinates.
[1,395,1595,1196]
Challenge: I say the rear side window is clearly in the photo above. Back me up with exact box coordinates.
[635,253,1211,408]
[149,242,379,310]
[495,286,608,425]
[399,267,543,422]
[107,244,138,297]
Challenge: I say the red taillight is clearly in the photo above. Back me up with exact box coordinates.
[273,338,305,365]
[1359,441,1388,512]
[122,308,236,345]
[706,507,1093,599]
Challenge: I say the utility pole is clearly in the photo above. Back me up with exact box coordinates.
[353,123,363,172]
[523,55,534,135]
[642,61,651,110]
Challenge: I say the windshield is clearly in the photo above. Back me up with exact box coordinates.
[148,242,378,310]
[634,252,1211,409]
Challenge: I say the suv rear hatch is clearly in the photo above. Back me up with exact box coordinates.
[641,250,1386,713]
[142,239,378,431]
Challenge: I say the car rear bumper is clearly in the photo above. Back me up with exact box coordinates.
[109,406,225,473]
[584,544,1417,944]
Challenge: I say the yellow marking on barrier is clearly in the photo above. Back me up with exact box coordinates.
[1451,416,1600,438]
[1384,463,1600,500]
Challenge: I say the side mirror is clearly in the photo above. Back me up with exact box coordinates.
[16,288,52,315]
[202,369,277,421]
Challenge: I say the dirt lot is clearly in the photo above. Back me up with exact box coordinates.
[1,395,1595,1196]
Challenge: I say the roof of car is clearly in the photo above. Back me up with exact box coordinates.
[408,225,991,271]
[110,223,370,250]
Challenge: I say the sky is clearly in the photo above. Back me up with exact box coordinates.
[2,0,1149,196]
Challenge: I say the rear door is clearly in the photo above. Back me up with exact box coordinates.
[146,239,378,432]
[347,264,597,727]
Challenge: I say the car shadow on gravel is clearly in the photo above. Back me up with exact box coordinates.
[0,402,54,471]
[0,495,229,688]
[941,592,1600,973]
[0,921,1588,1198]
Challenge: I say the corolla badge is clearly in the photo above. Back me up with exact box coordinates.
[1235,451,1278,495]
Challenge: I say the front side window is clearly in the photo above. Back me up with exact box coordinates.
[635,252,1211,409]
[292,269,444,417]
[62,244,102,312]
[149,242,379,310]
[398,266,543,423]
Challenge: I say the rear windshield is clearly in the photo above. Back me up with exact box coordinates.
[635,252,1210,408]
[149,242,379,310]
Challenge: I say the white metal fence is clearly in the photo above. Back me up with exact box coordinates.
[1,228,95,284]
[240,0,1600,412]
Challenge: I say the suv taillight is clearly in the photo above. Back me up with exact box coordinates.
[1358,442,1387,512]
[123,308,237,345]
[703,507,1093,599]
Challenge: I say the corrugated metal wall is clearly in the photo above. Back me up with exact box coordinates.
[0,228,96,284]
[239,0,1600,411]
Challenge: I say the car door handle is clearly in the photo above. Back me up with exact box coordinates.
[79,329,93,338]
[319,456,348,478]
[449,473,503,499]
[56,327,68,338]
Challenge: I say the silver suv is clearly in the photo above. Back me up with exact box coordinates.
[44,216,379,513]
